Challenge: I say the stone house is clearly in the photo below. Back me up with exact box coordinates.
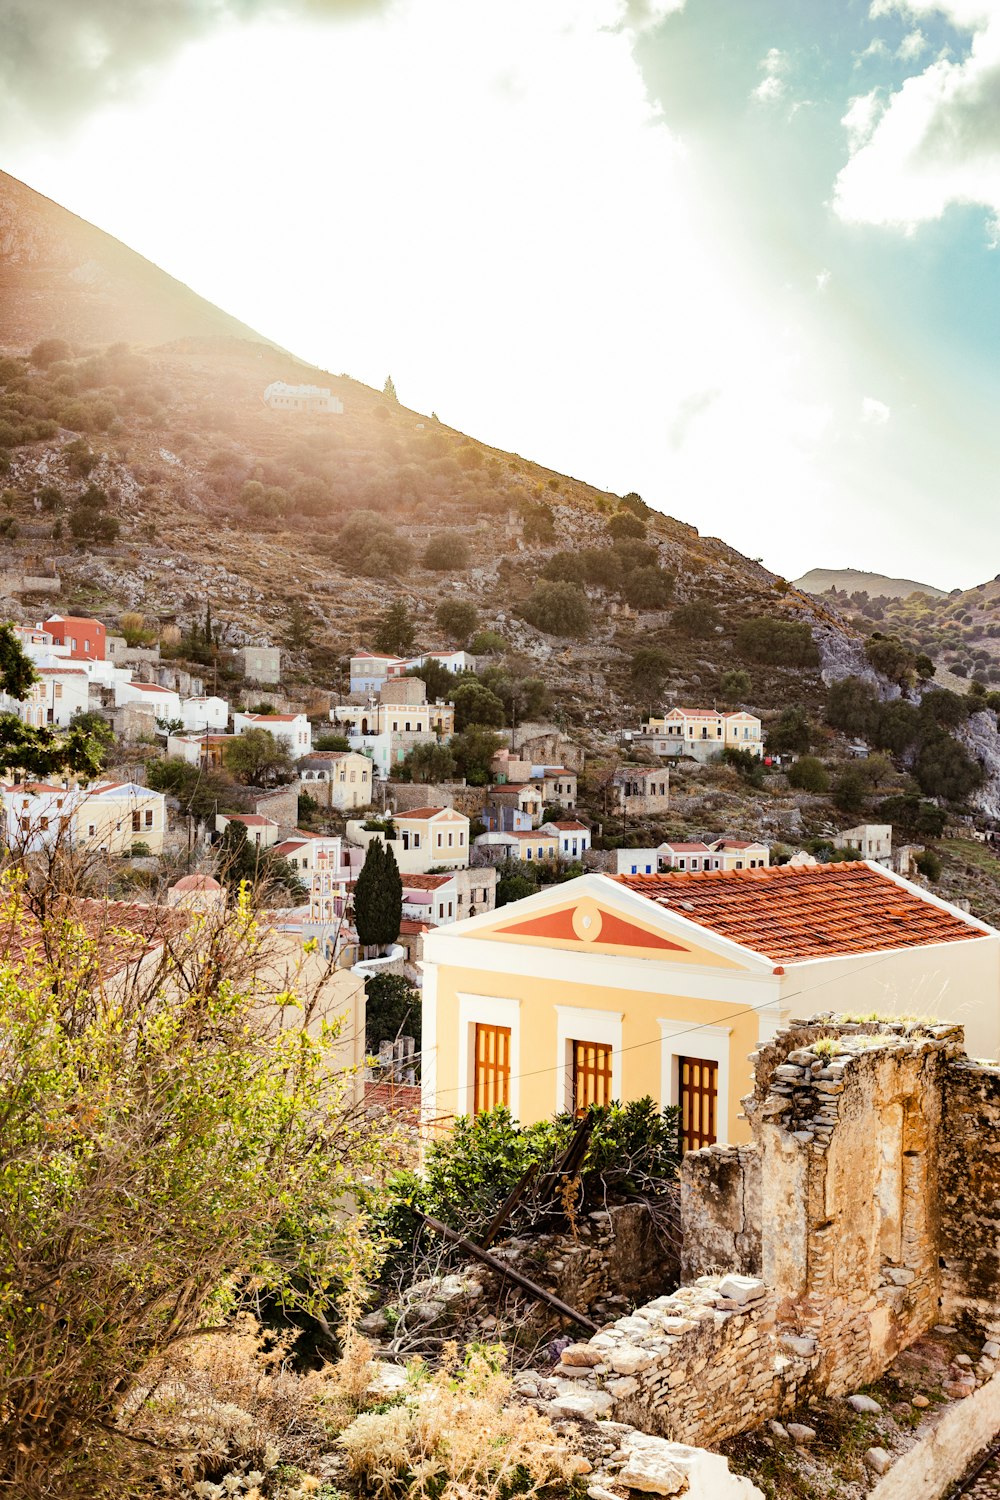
[239,645,281,685]
[834,822,892,864]
[612,766,670,816]
[533,765,578,810]
[298,750,374,811]
[402,868,498,927]
[263,381,343,414]
[488,782,544,827]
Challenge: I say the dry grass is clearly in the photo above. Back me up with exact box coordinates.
[338,1342,583,1500]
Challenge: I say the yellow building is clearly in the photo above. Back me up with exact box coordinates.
[421,863,1000,1149]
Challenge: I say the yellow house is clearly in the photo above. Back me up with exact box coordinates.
[421,863,1000,1149]
[510,829,559,864]
[347,806,470,874]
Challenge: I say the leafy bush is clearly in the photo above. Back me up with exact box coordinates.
[624,567,674,609]
[542,549,587,585]
[673,599,721,638]
[423,529,470,571]
[735,616,819,666]
[435,599,479,642]
[864,633,916,687]
[607,509,646,540]
[0,887,388,1497]
[914,848,942,882]
[914,732,983,802]
[30,337,72,368]
[450,725,504,785]
[374,1097,679,1260]
[788,755,829,792]
[469,629,507,655]
[831,766,868,816]
[876,795,947,839]
[374,601,416,656]
[401,740,457,783]
[453,680,505,731]
[766,706,811,755]
[365,972,421,1054]
[521,581,591,639]
[720,669,751,702]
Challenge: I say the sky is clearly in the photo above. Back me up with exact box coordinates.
[2,0,999,589]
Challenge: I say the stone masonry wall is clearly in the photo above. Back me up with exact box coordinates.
[554,1019,972,1449]
[681,1143,761,1281]
[940,1058,1000,1334]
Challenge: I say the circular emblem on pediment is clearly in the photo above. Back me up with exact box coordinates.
[572,898,603,942]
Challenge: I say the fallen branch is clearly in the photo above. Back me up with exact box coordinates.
[414,1211,598,1334]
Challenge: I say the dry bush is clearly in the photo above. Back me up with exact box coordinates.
[339,1343,581,1500]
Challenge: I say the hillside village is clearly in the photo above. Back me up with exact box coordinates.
[6,167,1000,1500]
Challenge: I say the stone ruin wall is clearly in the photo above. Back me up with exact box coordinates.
[940,1056,1000,1333]
[554,1017,993,1449]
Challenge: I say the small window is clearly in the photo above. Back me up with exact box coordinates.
[145,809,153,828]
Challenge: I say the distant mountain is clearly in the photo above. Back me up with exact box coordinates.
[794,567,947,601]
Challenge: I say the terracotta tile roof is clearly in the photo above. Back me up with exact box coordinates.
[399,918,431,935]
[611,863,986,962]
[403,874,452,889]
[225,813,277,828]
[661,841,713,854]
[244,713,299,723]
[36,666,88,675]
[0,898,186,980]
[131,682,174,693]
[549,821,588,831]
[514,830,556,840]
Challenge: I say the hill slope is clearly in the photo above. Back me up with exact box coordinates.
[0,169,280,352]
[0,170,855,735]
[794,567,946,600]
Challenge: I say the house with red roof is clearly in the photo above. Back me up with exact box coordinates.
[421,863,1000,1147]
[215,812,280,849]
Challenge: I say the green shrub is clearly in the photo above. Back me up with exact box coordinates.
[735,616,819,666]
[914,848,942,882]
[607,509,646,540]
[521,581,590,639]
[423,529,470,570]
[435,599,478,642]
[788,755,829,792]
[624,567,674,610]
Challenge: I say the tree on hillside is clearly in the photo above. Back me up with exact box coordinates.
[402,741,457,783]
[383,375,398,401]
[223,728,294,788]
[423,530,470,571]
[720,669,752,703]
[673,600,721,638]
[374,601,416,656]
[788,755,829,792]
[607,510,646,541]
[766,706,812,756]
[435,599,479,643]
[831,766,868,816]
[453,680,505,731]
[624,568,674,610]
[354,838,402,953]
[735,616,819,666]
[521,581,591,639]
[450,724,504,785]
[0,624,104,782]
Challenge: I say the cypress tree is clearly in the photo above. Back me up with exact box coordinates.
[354,837,387,951]
[379,842,403,949]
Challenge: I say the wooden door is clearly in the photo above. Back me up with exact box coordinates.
[679,1056,718,1151]
[474,1023,511,1115]
[572,1040,613,1115]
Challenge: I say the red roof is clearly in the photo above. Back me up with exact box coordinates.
[245,713,299,723]
[225,813,276,828]
[661,841,713,854]
[398,806,457,820]
[550,820,588,831]
[0,897,186,979]
[36,666,87,675]
[612,864,986,962]
[403,874,452,889]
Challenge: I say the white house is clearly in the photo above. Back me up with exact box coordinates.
[347,806,470,875]
[115,680,183,723]
[616,847,661,876]
[348,648,476,694]
[834,824,892,865]
[273,831,344,875]
[1,779,166,855]
[542,819,592,860]
[34,667,91,727]
[233,711,312,759]
[179,695,229,733]
[263,381,344,414]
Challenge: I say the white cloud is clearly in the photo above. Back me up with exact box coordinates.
[862,396,892,424]
[816,268,832,291]
[842,89,885,149]
[752,47,790,104]
[835,4,1000,230]
[897,27,929,59]
[855,36,891,64]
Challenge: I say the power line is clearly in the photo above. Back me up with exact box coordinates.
[425,945,904,1102]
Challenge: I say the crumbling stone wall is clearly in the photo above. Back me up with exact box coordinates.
[940,1057,1000,1334]
[554,1019,982,1449]
[681,1144,761,1280]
